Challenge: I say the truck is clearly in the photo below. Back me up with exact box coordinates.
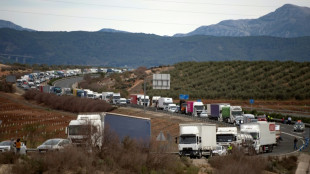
[130,94,138,104]
[102,92,113,102]
[228,106,243,124]
[157,97,173,110]
[112,93,121,104]
[179,100,187,114]
[84,90,94,99]
[216,127,238,147]
[138,95,150,107]
[186,101,205,117]
[240,121,276,154]
[210,103,230,122]
[66,113,151,148]
[178,123,217,158]
[151,96,161,107]
[50,86,62,96]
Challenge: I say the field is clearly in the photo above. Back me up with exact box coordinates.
[0,92,75,147]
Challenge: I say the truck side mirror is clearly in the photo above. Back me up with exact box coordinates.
[65,127,68,135]
[175,137,178,144]
[199,137,202,143]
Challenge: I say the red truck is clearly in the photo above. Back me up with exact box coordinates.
[130,94,138,104]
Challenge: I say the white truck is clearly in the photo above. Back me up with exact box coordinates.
[67,113,152,148]
[157,97,173,110]
[138,95,150,107]
[240,121,276,154]
[86,90,95,99]
[178,123,217,158]
[228,106,243,124]
[67,113,104,148]
[151,96,161,107]
[102,92,113,102]
[216,127,238,147]
[112,93,121,104]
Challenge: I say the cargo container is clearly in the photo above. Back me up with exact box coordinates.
[210,103,230,121]
[178,123,217,158]
[130,94,138,104]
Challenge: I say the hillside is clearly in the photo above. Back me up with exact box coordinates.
[0,28,309,67]
[146,61,310,100]
[0,19,34,31]
[175,4,310,38]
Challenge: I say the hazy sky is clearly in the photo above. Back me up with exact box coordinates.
[1,0,310,36]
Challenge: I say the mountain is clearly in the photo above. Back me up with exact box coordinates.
[98,28,128,33]
[0,20,34,31]
[174,4,310,38]
[0,28,309,67]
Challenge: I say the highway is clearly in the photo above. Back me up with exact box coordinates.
[53,76,84,88]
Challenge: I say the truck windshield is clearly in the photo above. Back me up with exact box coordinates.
[194,106,204,110]
[88,94,94,98]
[164,102,172,105]
[216,134,235,142]
[142,99,149,102]
[113,96,120,99]
[232,111,243,116]
[249,133,259,140]
[54,88,61,93]
[68,125,89,135]
[180,135,196,144]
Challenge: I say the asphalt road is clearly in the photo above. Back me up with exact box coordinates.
[53,76,84,88]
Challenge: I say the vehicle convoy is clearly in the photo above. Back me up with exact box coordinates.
[157,97,173,110]
[228,106,243,124]
[216,127,238,147]
[178,123,217,158]
[209,103,230,122]
[240,121,276,154]
[186,101,205,117]
[67,113,151,148]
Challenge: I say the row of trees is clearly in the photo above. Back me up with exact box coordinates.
[147,61,310,100]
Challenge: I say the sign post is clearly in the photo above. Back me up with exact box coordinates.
[249,99,254,111]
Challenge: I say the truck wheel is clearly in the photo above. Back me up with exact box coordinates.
[197,151,202,159]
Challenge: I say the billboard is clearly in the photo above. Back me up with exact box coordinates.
[153,74,170,89]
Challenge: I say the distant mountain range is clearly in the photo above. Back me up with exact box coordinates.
[174,4,310,38]
[0,28,309,67]
[0,20,34,31]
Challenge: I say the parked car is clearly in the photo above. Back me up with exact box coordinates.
[37,138,70,152]
[212,145,227,156]
[0,140,27,154]
[294,121,305,132]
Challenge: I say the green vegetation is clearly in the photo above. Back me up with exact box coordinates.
[0,28,310,67]
[147,61,310,100]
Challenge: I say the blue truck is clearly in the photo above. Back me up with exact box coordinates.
[67,113,151,147]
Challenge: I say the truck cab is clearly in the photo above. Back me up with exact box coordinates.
[216,127,237,147]
[167,104,177,112]
[112,93,121,104]
[228,106,243,124]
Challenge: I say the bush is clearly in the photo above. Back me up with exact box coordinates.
[23,90,114,113]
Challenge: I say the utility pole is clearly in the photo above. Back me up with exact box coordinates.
[144,77,146,113]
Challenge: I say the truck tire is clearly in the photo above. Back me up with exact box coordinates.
[197,150,202,159]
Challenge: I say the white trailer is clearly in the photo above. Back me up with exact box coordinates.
[178,123,217,158]
[240,121,276,154]
[216,127,238,147]
[157,97,173,110]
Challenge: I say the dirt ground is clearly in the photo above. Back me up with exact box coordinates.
[0,92,76,146]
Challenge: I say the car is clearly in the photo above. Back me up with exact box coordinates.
[37,138,71,152]
[200,110,208,117]
[294,121,305,132]
[212,145,227,156]
[118,98,127,105]
[0,140,27,154]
